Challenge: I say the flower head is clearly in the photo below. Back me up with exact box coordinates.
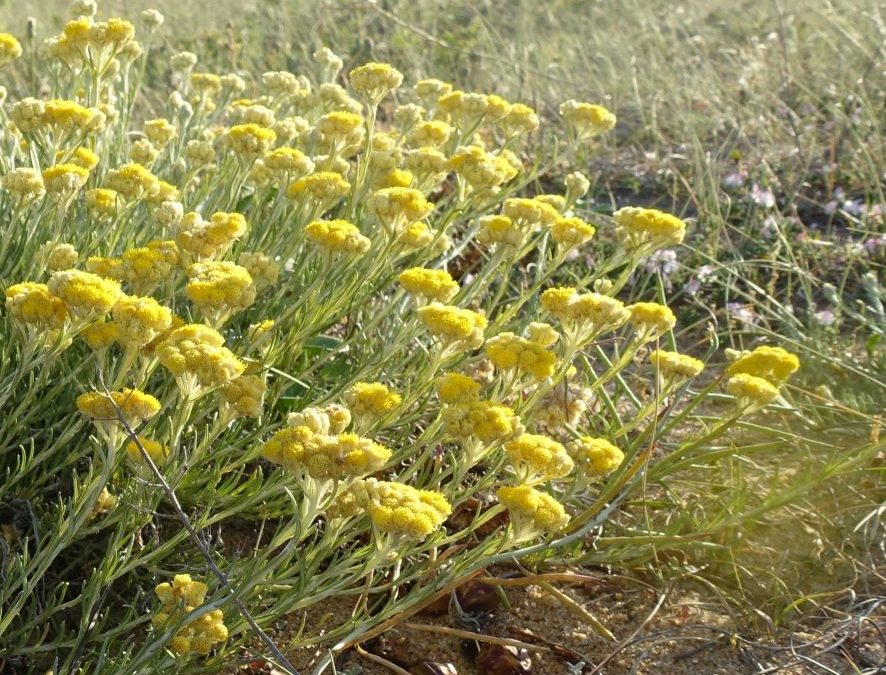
[112,295,173,347]
[614,207,686,251]
[448,145,518,192]
[226,123,276,159]
[436,372,481,405]
[349,62,403,102]
[286,172,350,210]
[2,168,46,201]
[176,211,248,261]
[85,188,119,217]
[541,287,630,342]
[485,332,558,380]
[725,346,799,384]
[5,282,67,329]
[48,270,122,320]
[726,373,780,408]
[551,216,596,248]
[304,219,370,256]
[345,382,402,419]
[364,479,451,538]
[237,252,279,291]
[649,349,705,379]
[366,187,434,236]
[504,434,574,480]
[497,485,569,534]
[153,574,228,656]
[627,302,676,340]
[416,302,487,351]
[42,164,89,195]
[567,437,624,478]
[120,241,179,293]
[0,33,22,66]
[126,436,169,466]
[106,163,159,201]
[442,400,522,444]
[39,242,79,272]
[76,388,161,426]
[156,324,245,390]
[559,100,616,139]
[406,121,451,148]
[398,267,459,303]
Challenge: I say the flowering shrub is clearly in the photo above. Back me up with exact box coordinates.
[0,2,847,672]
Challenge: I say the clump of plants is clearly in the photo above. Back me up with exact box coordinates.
[1,3,855,673]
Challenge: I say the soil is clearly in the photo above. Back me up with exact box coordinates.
[228,570,885,675]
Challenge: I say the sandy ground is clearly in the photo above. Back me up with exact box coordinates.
[228,570,885,675]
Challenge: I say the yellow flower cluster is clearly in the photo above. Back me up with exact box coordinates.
[559,100,616,140]
[725,373,780,408]
[496,485,569,534]
[85,187,118,217]
[37,241,77,272]
[503,197,561,229]
[567,437,625,478]
[407,120,451,148]
[42,164,89,195]
[237,252,279,291]
[485,332,558,380]
[649,349,705,379]
[551,216,596,248]
[2,167,46,201]
[541,287,630,341]
[120,241,179,293]
[366,187,434,236]
[91,487,117,518]
[5,282,68,329]
[316,111,365,155]
[144,118,177,147]
[416,302,487,351]
[176,211,248,261]
[152,574,228,656]
[305,219,371,256]
[48,269,122,320]
[447,145,518,194]
[0,33,22,66]
[226,123,276,159]
[13,98,97,133]
[156,324,244,390]
[725,345,800,384]
[286,171,350,210]
[265,147,314,177]
[436,372,481,405]
[614,207,687,250]
[345,382,402,418]
[442,400,522,444]
[504,434,574,480]
[627,302,676,341]
[287,404,352,435]
[111,294,173,347]
[76,388,161,426]
[186,261,256,322]
[219,375,266,419]
[106,163,160,201]
[362,479,451,538]
[51,17,136,60]
[535,383,593,431]
[125,436,169,466]
[261,425,391,481]
[398,267,460,303]
[67,147,100,171]
[349,62,404,102]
